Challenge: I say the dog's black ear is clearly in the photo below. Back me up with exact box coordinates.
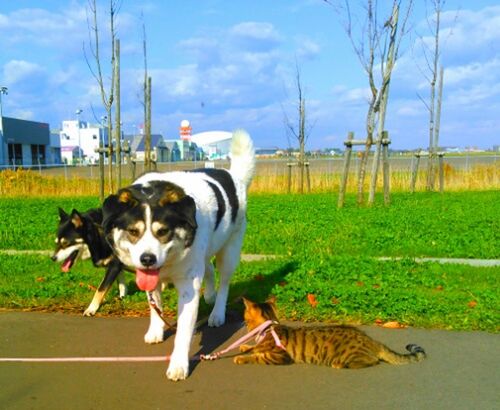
[102,189,137,233]
[58,207,69,220]
[70,209,83,229]
[173,195,197,230]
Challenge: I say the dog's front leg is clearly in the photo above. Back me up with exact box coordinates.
[144,286,165,344]
[84,259,123,316]
[167,274,201,381]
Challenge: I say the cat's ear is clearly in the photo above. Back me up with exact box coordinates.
[266,296,277,305]
[242,297,254,310]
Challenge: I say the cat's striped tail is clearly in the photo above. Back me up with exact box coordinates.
[379,343,426,365]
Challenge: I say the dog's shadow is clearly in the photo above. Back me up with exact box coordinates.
[188,259,297,373]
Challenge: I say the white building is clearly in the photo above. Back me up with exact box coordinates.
[190,131,233,160]
[59,120,107,164]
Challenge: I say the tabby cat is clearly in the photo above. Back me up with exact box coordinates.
[234,298,426,369]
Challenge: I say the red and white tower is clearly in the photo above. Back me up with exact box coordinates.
[179,120,192,141]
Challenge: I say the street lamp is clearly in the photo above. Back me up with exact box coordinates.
[75,108,83,165]
[0,86,7,121]
[0,86,8,166]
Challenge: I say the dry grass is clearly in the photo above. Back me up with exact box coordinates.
[250,162,499,194]
[0,162,498,197]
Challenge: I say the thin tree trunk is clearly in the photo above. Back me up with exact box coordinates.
[106,120,113,193]
[145,76,152,171]
[357,102,375,204]
[434,65,444,155]
[368,3,399,205]
[426,1,441,191]
[299,98,305,194]
[114,38,121,189]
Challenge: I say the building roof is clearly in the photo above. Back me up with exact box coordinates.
[126,134,165,152]
[190,131,232,146]
[2,116,50,145]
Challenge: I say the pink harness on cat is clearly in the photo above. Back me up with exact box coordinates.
[200,319,286,361]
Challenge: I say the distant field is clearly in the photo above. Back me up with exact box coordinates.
[0,154,498,196]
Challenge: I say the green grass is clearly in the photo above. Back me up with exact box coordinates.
[0,191,498,331]
[271,256,499,331]
[244,191,500,259]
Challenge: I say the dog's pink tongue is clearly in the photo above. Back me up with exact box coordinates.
[61,258,72,272]
[135,269,160,291]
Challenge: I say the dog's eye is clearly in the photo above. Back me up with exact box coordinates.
[156,228,168,237]
[127,228,140,237]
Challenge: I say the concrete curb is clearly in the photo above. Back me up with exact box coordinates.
[1,250,498,266]
[377,256,500,267]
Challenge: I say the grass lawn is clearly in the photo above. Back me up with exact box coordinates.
[0,191,498,331]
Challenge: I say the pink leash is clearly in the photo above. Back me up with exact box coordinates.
[200,319,285,361]
[0,320,285,364]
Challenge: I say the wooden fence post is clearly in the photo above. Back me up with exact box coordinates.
[338,131,354,208]
[131,158,136,181]
[305,162,311,193]
[95,140,105,202]
[438,153,444,193]
[381,131,391,205]
[410,151,421,193]
[287,162,293,193]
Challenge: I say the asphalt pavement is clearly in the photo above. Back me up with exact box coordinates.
[0,311,498,410]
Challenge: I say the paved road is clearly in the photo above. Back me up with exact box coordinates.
[1,311,498,410]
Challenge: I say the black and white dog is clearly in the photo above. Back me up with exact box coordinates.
[52,207,126,316]
[102,130,255,380]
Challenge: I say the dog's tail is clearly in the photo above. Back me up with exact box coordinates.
[229,129,255,188]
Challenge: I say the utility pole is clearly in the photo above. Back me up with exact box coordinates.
[75,108,83,165]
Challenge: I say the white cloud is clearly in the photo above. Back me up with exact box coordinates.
[332,85,370,104]
[230,22,282,43]
[295,37,321,60]
[444,58,500,86]
[3,60,42,81]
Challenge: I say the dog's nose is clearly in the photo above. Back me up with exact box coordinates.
[51,254,57,261]
[140,253,157,267]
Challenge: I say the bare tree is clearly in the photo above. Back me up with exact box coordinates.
[325,0,413,204]
[283,61,312,193]
[415,0,448,191]
[84,0,121,193]
[141,15,152,171]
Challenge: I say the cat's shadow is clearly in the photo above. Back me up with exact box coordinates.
[189,259,297,373]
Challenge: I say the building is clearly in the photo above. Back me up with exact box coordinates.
[164,140,182,162]
[0,116,52,166]
[128,134,170,162]
[49,131,62,164]
[255,148,279,157]
[190,131,233,160]
[59,120,108,164]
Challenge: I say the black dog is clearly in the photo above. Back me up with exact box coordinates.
[52,207,126,316]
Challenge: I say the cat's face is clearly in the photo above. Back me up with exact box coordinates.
[242,297,279,331]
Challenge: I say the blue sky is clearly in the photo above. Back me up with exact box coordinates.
[1,0,499,150]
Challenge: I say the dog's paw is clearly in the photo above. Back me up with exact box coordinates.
[208,310,226,327]
[83,305,97,317]
[203,289,216,305]
[118,284,128,299]
[166,358,189,381]
[144,327,165,344]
